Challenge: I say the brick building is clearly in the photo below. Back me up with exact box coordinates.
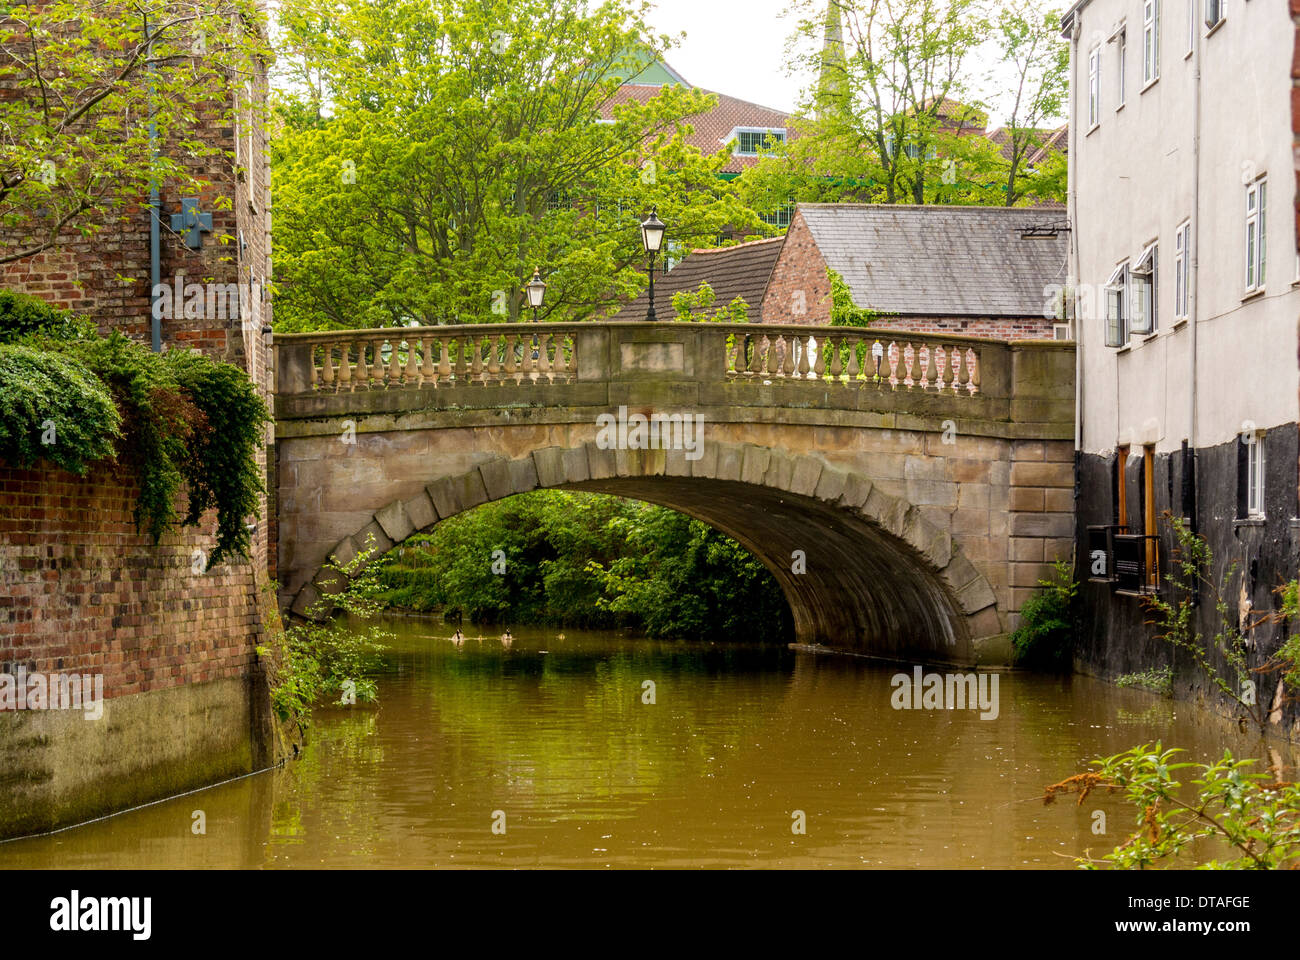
[0,11,279,837]
[759,203,1069,337]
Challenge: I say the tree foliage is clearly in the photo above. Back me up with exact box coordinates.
[270,0,766,331]
[0,0,270,264]
[377,490,793,643]
[1046,743,1300,869]
[738,0,1068,211]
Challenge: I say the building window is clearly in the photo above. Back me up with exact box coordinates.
[1130,243,1157,335]
[1239,428,1266,519]
[1088,47,1101,127]
[1105,262,1129,346]
[1143,0,1160,85]
[1205,0,1224,30]
[760,198,795,229]
[1117,31,1127,106]
[1174,221,1190,320]
[1245,176,1267,293]
[734,129,786,156]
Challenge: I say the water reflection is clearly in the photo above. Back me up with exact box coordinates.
[1,619,1293,869]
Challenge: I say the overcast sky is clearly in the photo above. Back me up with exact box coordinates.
[647,0,811,112]
[646,0,1066,128]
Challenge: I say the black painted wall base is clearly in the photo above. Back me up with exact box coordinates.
[1074,426,1299,738]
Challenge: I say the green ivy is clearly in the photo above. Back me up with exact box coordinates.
[0,344,122,475]
[1010,559,1077,670]
[0,291,269,567]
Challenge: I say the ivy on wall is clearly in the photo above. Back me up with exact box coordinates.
[0,290,268,567]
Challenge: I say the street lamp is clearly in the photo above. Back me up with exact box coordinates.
[524,266,546,322]
[523,266,546,360]
[640,206,667,322]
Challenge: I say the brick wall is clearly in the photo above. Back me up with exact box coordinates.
[761,211,833,324]
[0,462,261,697]
[760,209,1060,340]
[0,35,275,705]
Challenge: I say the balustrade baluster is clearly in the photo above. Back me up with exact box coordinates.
[846,339,861,385]
[420,337,434,383]
[969,349,980,394]
[388,338,403,384]
[828,336,842,383]
[537,333,551,380]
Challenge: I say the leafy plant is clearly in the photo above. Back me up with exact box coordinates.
[671,282,749,323]
[0,343,121,474]
[259,541,392,727]
[0,290,98,342]
[1045,742,1300,869]
[0,293,268,567]
[1142,514,1297,733]
[1116,666,1173,697]
[1010,558,1077,670]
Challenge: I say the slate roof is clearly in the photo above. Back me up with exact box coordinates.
[799,204,1069,317]
[616,236,785,323]
[601,86,793,174]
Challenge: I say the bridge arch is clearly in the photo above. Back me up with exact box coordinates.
[291,440,1002,665]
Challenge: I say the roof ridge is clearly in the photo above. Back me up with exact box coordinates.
[798,202,1061,213]
[690,236,785,254]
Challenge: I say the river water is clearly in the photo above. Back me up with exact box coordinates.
[1,618,1289,869]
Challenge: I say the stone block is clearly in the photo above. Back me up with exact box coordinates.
[510,456,541,494]
[457,469,490,510]
[374,500,415,543]
[716,444,743,482]
[790,457,823,497]
[354,520,395,559]
[1044,487,1074,513]
[404,491,438,531]
[562,446,590,484]
[764,449,796,491]
[479,459,513,501]
[740,445,771,486]
[1009,487,1044,512]
[837,473,874,510]
[533,446,567,488]
[585,442,616,481]
[1010,512,1073,538]
[690,441,719,480]
[426,476,461,519]
[1010,461,1072,488]
[1010,537,1044,562]
[814,465,848,503]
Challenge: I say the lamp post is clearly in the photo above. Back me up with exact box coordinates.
[640,206,667,322]
[523,266,546,360]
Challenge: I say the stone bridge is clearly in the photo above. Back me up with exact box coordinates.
[273,321,1075,666]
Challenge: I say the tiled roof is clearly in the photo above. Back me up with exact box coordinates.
[799,203,1069,317]
[601,86,793,174]
[987,124,1069,163]
[616,236,785,323]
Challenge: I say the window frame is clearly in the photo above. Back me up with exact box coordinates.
[1130,242,1158,336]
[1105,262,1130,347]
[1088,46,1101,128]
[1245,176,1267,293]
[732,128,787,157]
[1143,0,1161,86]
[1244,429,1266,519]
[1174,220,1190,320]
[1117,30,1127,107]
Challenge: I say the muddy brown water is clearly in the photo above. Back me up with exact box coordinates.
[2,619,1290,868]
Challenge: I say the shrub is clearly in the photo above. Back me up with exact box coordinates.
[0,289,98,343]
[1046,742,1300,869]
[0,344,121,475]
[1010,559,1077,670]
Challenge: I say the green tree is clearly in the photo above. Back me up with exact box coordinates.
[0,0,270,264]
[270,0,764,332]
[988,1,1069,205]
[741,0,988,210]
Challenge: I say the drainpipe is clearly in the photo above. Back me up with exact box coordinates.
[1068,12,1085,586]
[1188,10,1202,536]
[146,15,161,353]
